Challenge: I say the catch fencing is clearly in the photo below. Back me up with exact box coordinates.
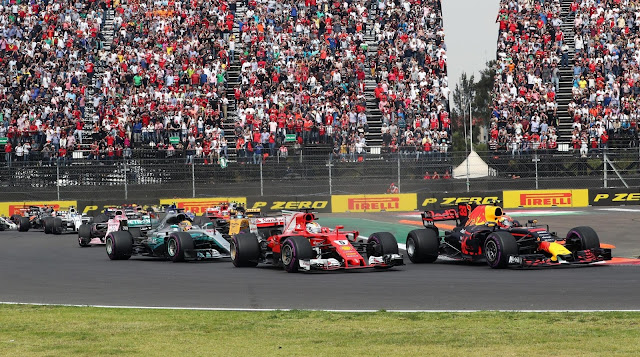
[1,148,640,201]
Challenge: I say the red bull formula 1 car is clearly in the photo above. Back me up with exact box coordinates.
[231,210,404,272]
[406,203,613,269]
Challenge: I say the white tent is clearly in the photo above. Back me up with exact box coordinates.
[453,150,497,179]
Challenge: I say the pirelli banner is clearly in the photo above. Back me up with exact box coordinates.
[0,200,78,217]
[418,192,502,210]
[331,194,417,213]
[503,189,589,208]
[247,196,331,213]
[159,197,247,215]
[589,189,640,206]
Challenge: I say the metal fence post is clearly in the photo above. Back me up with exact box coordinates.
[56,163,60,201]
[259,159,263,196]
[192,163,196,198]
[603,149,608,188]
[534,151,539,190]
[397,153,401,192]
[124,158,128,200]
[328,158,332,195]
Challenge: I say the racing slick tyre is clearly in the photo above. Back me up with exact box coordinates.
[167,232,194,262]
[566,226,600,251]
[406,229,440,264]
[106,231,133,260]
[18,217,30,232]
[367,232,399,257]
[484,231,519,269]
[52,217,63,235]
[94,213,109,224]
[78,224,92,247]
[43,217,53,234]
[230,233,260,267]
[281,236,314,273]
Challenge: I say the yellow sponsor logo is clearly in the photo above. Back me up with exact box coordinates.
[159,197,247,214]
[0,201,78,217]
[331,194,417,213]
[503,190,588,208]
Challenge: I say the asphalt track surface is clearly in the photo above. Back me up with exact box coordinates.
[1,207,640,311]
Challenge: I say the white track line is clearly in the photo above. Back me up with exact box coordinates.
[2,302,640,312]
[598,207,640,212]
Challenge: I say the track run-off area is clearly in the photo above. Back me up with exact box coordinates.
[1,207,640,311]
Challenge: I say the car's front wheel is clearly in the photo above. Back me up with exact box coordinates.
[566,226,600,251]
[281,236,314,273]
[106,231,133,260]
[406,229,440,264]
[18,217,30,232]
[167,232,194,262]
[78,224,91,247]
[484,232,518,269]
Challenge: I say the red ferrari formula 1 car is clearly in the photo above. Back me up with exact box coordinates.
[230,210,404,272]
[406,203,613,269]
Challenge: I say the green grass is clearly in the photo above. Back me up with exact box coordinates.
[1,305,639,356]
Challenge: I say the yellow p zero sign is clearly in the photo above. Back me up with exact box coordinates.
[159,197,247,214]
[503,190,588,208]
[0,201,78,216]
[331,194,417,213]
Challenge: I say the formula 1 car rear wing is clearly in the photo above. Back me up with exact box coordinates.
[421,203,471,227]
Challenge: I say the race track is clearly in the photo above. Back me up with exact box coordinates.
[1,208,640,311]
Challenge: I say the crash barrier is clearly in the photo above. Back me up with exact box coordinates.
[502,189,589,208]
[589,188,640,206]
[0,201,77,217]
[3,187,639,218]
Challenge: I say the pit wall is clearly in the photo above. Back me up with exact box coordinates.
[1,188,639,216]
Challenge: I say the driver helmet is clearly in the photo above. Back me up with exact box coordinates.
[497,215,515,228]
[306,222,321,234]
[179,220,192,231]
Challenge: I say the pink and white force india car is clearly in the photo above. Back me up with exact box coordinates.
[78,209,153,247]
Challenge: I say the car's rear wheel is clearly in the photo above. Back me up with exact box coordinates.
[281,236,314,273]
[484,231,518,269]
[566,226,600,251]
[106,231,133,260]
[18,217,30,232]
[231,233,260,267]
[78,224,91,247]
[406,229,440,263]
[167,232,194,262]
[52,218,63,235]
[367,232,399,256]
[43,217,53,234]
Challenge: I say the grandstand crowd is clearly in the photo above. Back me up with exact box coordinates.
[20,0,640,165]
[492,0,562,156]
[492,0,640,158]
[567,0,639,155]
[0,0,455,165]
